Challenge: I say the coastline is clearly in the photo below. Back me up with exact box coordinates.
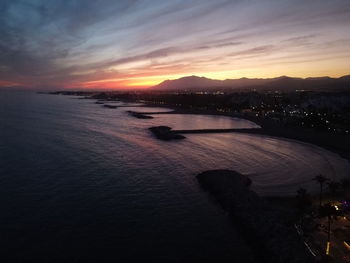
[46,93,349,260]
[137,101,350,162]
[50,92,350,163]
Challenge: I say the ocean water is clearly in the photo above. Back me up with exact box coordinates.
[1,91,349,262]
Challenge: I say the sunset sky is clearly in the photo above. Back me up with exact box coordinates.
[1,0,350,89]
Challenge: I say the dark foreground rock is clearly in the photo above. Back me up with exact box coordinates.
[197,170,312,263]
[149,126,185,141]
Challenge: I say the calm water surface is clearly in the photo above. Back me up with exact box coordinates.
[1,91,349,262]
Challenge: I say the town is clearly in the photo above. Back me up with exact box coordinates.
[55,90,350,136]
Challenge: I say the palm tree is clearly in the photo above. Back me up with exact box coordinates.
[313,174,329,208]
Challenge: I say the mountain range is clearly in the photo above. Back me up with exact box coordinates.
[152,75,350,92]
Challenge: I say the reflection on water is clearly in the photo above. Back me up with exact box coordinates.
[1,92,349,262]
[117,105,349,196]
[148,114,260,130]
[123,106,174,113]
[184,133,350,195]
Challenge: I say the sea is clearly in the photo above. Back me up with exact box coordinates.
[1,91,349,262]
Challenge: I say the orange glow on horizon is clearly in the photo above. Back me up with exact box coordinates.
[73,68,350,90]
[1,1,350,90]
[2,68,350,90]
[0,80,20,87]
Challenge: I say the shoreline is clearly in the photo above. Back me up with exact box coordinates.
[133,101,350,202]
[136,101,350,162]
[47,93,349,260]
[73,95,350,192]
[61,94,350,195]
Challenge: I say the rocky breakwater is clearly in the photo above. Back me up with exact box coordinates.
[127,111,154,119]
[103,104,118,109]
[197,170,312,263]
[149,126,185,141]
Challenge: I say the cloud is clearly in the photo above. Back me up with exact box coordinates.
[0,0,350,89]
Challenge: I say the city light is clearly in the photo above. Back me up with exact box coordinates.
[326,242,331,255]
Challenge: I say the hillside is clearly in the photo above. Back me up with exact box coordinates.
[152,75,350,92]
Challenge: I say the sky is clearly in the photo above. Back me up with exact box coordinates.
[1,0,350,90]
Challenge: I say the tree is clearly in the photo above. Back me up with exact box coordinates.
[313,175,329,209]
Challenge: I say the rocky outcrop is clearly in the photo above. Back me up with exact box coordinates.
[149,126,185,141]
[127,111,154,119]
[103,104,117,109]
[197,170,312,263]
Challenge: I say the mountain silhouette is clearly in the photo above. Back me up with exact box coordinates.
[152,75,350,92]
